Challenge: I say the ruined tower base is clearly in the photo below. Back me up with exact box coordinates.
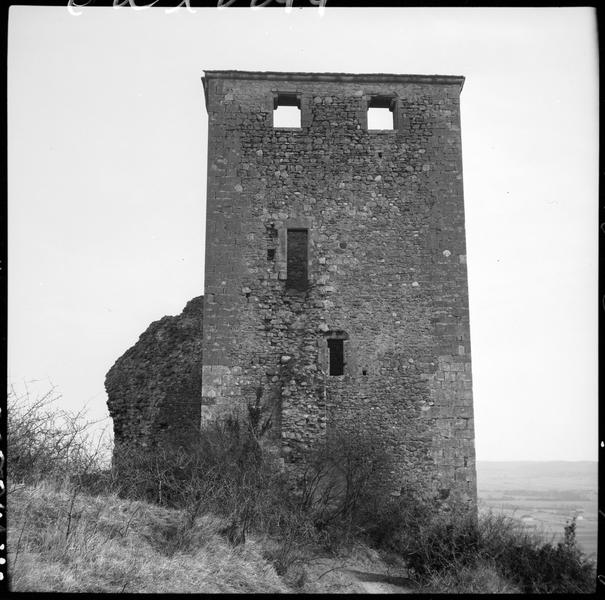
[105,296,205,463]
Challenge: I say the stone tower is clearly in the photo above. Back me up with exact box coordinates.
[200,70,476,502]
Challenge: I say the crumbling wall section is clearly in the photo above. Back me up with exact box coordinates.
[105,296,204,460]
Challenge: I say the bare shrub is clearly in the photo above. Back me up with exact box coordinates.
[294,427,394,548]
[296,441,597,595]
[112,392,295,552]
[358,472,438,551]
[111,401,396,566]
[7,381,596,594]
[383,497,596,594]
[422,559,521,594]
[490,515,596,593]
[7,382,111,488]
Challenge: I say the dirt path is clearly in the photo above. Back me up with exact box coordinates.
[297,549,414,594]
[342,568,414,594]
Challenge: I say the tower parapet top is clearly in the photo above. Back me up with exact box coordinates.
[202,69,464,86]
[201,70,464,106]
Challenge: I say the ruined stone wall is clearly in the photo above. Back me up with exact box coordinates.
[105,296,204,459]
[201,71,476,502]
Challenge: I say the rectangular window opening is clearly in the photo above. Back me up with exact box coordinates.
[273,92,301,128]
[286,229,308,291]
[267,248,276,261]
[367,96,396,130]
[328,339,344,376]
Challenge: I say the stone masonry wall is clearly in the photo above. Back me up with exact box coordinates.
[105,296,204,460]
[201,71,476,502]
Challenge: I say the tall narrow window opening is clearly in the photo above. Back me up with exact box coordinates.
[367,95,397,130]
[273,92,301,128]
[286,229,308,291]
[327,339,344,376]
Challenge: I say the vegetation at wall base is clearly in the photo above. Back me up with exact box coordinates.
[401,508,595,593]
[6,385,596,593]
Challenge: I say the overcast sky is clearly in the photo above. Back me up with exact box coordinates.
[7,6,598,461]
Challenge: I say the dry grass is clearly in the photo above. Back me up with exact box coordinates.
[421,560,521,594]
[7,480,289,593]
[8,385,595,594]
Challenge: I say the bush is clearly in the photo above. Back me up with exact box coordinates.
[7,380,405,568]
[422,559,521,594]
[494,516,596,593]
[12,382,593,593]
[337,465,596,594]
[382,496,596,593]
[112,402,401,569]
[7,383,111,488]
[295,427,394,545]
[113,394,301,547]
[358,473,438,551]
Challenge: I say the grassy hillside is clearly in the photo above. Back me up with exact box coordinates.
[8,481,289,593]
[6,387,598,593]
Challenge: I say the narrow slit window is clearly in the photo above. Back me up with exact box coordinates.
[327,339,344,376]
[286,229,308,291]
[367,95,397,130]
[273,92,301,128]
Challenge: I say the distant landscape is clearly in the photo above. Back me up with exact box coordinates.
[476,461,598,559]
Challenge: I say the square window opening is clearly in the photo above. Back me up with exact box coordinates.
[327,339,344,376]
[273,93,301,128]
[367,96,396,130]
[368,107,394,130]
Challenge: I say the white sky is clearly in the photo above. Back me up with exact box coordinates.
[7,6,598,461]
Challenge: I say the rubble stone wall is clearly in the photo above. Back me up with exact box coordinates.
[200,72,476,502]
[105,296,204,460]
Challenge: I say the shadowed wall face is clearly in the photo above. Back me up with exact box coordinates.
[105,296,204,460]
[199,71,476,502]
